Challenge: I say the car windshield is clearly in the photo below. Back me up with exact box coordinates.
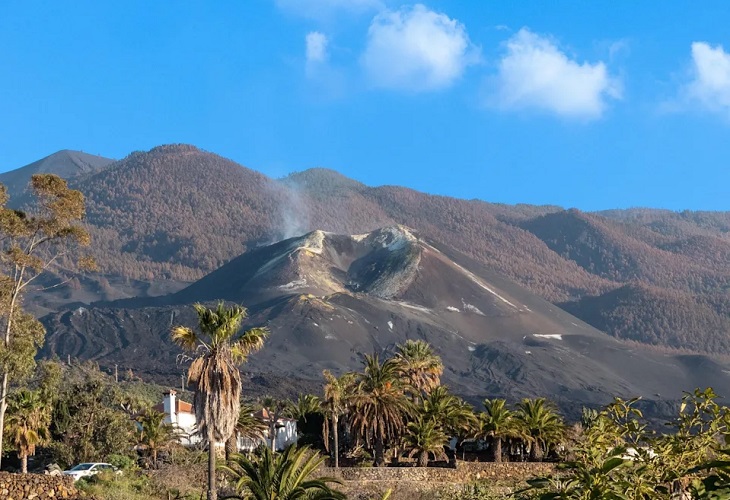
[70,463,94,471]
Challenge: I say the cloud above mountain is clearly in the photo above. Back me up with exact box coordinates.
[488,28,621,119]
[683,42,730,117]
[360,4,478,92]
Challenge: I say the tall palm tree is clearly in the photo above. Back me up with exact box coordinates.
[477,398,519,463]
[402,416,449,467]
[221,444,345,500]
[349,354,412,467]
[514,398,565,462]
[394,340,443,400]
[321,370,355,468]
[171,301,268,500]
[5,389,49,473]
[136,409,180,468]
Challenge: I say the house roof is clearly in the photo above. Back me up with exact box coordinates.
[154,399,194,414]
[254,408,295,423]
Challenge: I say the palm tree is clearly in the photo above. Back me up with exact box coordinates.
[349,354,412,466]
[422,386,477,439]
[136,409,180,468]
[321,370,355,468]
[231,402,268,457]
[221,444,345,500]
[402,416,449,467]
[5,389,49,473]
[477,398,519,463]
[288,394,322,423]
[394,340,443,400]
[514,398,565,462]
[171,301,268,500]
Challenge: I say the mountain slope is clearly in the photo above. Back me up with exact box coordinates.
[41,227,730,417]
[0,150,113,202]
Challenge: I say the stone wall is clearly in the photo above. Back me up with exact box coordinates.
[0,471,79,499]
[319,461,557,483]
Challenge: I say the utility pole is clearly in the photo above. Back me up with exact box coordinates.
[115,364,119,383]
[67,354,71,366]
[181,373,185,393]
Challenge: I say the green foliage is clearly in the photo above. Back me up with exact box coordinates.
[515,398,565,462]
[5,388,50,472]
[136,409,182,468]
[108,453,138,471]
[402,415,449,467]
[517,388,730,500]
[220,444,346,500]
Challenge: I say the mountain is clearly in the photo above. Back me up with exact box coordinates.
[0,149,114,202]
[41,226,730,417]
[4,144,730,359]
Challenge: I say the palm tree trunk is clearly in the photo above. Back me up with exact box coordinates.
[333,414,339,468]
[153,448,158,469]
[374,435,385,467]
[529,441,541,462]
[207,426,217,500]
[225,434,237,462]
[21,452,28,473]
[270,422,276,454]
[417,450,428,467]
[492,438,502,463]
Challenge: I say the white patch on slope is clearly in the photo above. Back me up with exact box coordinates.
[534,334,562,340]
[394,301,431,313]
[279,278,308,290]
[461,300,485,316]
[468,346,476,352]
[387,321,394,330]
[351,233,369,242]
[446,306,460,312]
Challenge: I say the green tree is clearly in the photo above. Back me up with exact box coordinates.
[477,398,519,463]
[135,409,180,468]
[288,394,321,423]
[171,302,268,500]
[515,398,565,462]
[0,175,93,467]
[394,340,443,400]
[321,370,355,468]
[221,444,345,500]
[49,369,136,465]
[5,389,49,473]
[402,416,449,467]
[421,386,477,441]
[349,354,412,467]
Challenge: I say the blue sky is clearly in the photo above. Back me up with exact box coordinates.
[2,1,730,210]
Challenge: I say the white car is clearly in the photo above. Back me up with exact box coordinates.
[62,462,121,481]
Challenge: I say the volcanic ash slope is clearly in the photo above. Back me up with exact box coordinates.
[42,226,730,415]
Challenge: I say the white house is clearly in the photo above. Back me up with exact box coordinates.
[249,408,298,452]
[157,390,297,451]
[155,390,201,446]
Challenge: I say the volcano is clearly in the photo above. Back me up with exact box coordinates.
[41,226,730,416]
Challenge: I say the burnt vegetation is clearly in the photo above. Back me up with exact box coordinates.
[9,144,730,355]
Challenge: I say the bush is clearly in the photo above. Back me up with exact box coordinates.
[108,453,137,470]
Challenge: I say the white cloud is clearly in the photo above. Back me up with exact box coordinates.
[361,4,478,92]
[276,0,383,18]
[489,28,621,119]
[306,32,329,64]
[684,42,730,115]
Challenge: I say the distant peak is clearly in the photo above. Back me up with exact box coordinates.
[146,144,201,155]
